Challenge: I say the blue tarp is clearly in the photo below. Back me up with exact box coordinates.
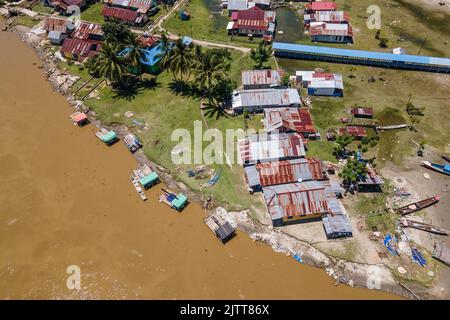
[293,254,303,264]
[412,248,426,267]
[383,234,398,256]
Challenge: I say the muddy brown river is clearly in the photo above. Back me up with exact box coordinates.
[0,30,397,299]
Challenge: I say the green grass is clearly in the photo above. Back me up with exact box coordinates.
[307,141,335,162]
[32,3,55,14]
[83,51,264,210]
[81,3,105,24]
[164,0,258,48]
[13,16,39,28]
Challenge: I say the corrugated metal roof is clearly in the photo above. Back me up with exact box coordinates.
[231,6,276,30]
[241,69,281,87]
[322,213,353,236]
[273,42,450,67]
[102,5,139,23]
[359,165,384,185]
[306,2,337,11]
[263,181,330,220]
[351,107,373,116]
[60,38,102,61]
[71,22,103,40]
[264,107,316,134]
[128,0,154,13]
[138,35,160,48]
[251,158,324,187]
[227,0,249,11]
[305,11,349,24]
[310,22,353,37]
[232,88,300,110]
[238,133,305,164]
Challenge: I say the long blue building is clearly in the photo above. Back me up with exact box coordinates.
[273,42,450,74]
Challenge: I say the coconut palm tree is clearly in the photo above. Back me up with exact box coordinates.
[96,41,127,85]
[169,38,193,83]
[192,49,230,107]
[155,32,174,74]
[123,34,145,73]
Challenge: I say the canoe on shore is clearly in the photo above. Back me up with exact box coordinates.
[376,124,408,130]
[400,218,449,235]
[422,161,450,176]
[395,196,440,215]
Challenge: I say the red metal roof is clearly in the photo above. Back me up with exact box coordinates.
[306,2,337,11]
[60,38,102,61]
[231,6,276,31]
[265,107,316,134]
[138,35,160,48]
[44,17,68,33]
[337,126,368,138]
[256,158,324,187]
[102,5,139,23]
[71,22,103,40]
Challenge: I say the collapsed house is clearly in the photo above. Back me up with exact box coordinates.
[309,22,353,44]
[356,164,384,192]
[231,88,301,113]
[238,133,306,166]
[263,107,316,137]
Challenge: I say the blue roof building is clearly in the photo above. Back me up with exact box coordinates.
[273,42,450,74]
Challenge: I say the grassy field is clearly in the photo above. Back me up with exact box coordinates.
[12,15,39,28]
[83,51,266,211]
[81,3,104,24]
[164,0,260,47]
[32,3,55,15]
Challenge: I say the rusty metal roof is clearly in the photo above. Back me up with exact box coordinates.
[71,22,103,40]
[44,17,69,33]
[351,107,373,117]
[263,181,330,220]
[238,133,305,165]
[310,22,353,37]
[60,38,102,61]
[264,107,316,134]
[241,69,282,87]
[232,88,301,110]
[337,126,367,137]
[244,158,324,188]
[102,5,139,23]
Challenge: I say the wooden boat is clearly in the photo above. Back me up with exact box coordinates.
[131,175,147,201]
[133,164,159,190]
[395,196,440,215]
[376,124,408,130]
[442,155,450,163]
[422,161,450,176]
[400,218,449,235]
[159,188,188,211]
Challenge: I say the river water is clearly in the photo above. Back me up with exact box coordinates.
[0,30,397,299]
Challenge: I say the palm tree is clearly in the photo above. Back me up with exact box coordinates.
[123,34,145,73]
[156,32,174,74]
[169,38,193,82]
[192,50,230,107]
[250,41,273,69]
[96,41,127,85]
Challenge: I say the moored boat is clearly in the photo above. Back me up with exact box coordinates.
[94,127,118,146]
[395,196,440,215]
[124,133,143,153]
[400,218,449,235]
[159,188,188,211]
[421,161,450,176]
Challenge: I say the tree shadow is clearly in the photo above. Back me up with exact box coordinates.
[168,79,202,99]
[202,103,229,120]
[112,76,161,101]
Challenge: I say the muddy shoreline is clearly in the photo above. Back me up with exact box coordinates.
[9,23,420,299]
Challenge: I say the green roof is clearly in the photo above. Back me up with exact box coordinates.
[172,193,188,210]
[139,172,159,187]
[101,131,117,143]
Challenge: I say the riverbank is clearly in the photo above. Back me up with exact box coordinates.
[0,22,413,299]
[0,25,400,299]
